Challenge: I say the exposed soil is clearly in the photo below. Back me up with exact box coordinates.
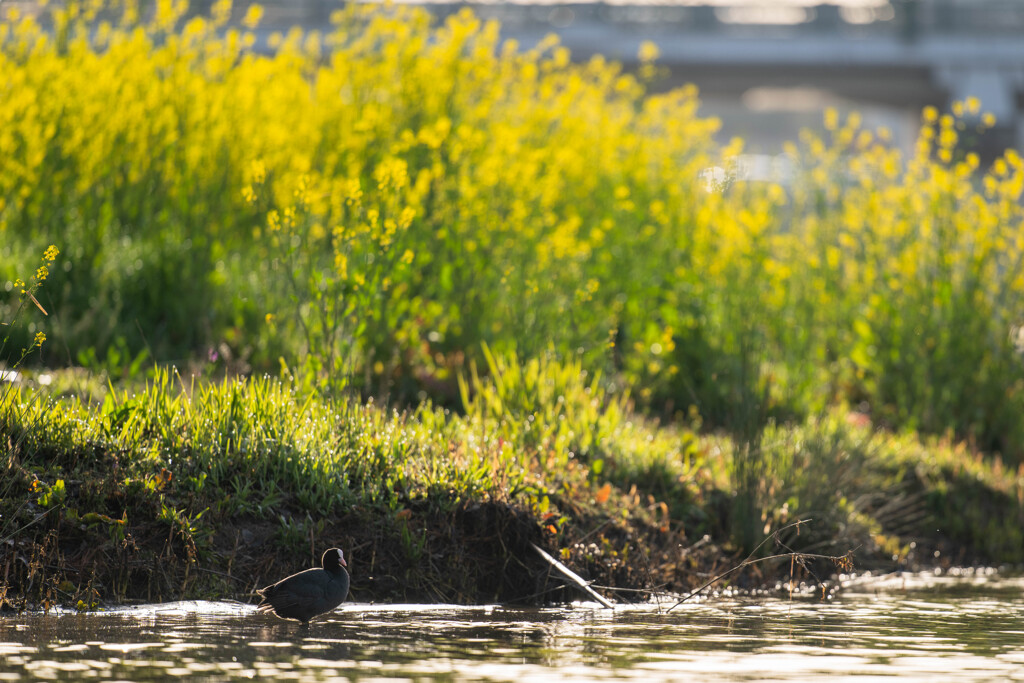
[3,447,1012,613]
[2,492,776,613]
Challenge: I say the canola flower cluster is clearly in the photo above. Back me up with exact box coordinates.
[2,2,1024,458]
[2,244,58,368]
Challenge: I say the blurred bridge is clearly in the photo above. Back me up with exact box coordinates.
[9,0,1024,153]
[244,0,1024,153]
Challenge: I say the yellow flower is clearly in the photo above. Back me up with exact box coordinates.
[264,313,275,325]
[211,0,232,26]
[43,245,59,262]
[35,265,49,282]
[819,107,835,132]
[344,178,362,206]
[282,207,297,229]
[34,331,46,346]
[249,159,266,185]
[637,41,659,63]
[398,206,416,229]
[938,127,958,150]
[293,175,310,205]
[242,4,263,29]
[374,158,409,191]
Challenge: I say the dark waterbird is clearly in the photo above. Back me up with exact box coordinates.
[256,548,350,623]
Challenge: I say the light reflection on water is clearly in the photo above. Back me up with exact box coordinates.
[2,572,1023,681]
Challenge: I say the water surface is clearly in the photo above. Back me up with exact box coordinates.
[2,570,1023,681]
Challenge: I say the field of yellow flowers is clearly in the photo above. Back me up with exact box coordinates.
[3,1,1024,462]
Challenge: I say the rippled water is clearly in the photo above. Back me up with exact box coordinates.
[2,571,1023,681]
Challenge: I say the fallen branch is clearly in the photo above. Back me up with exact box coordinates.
[666,519,855,612]
[531,542,615,609]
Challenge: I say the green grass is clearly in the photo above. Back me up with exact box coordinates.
[3,358,1021,609]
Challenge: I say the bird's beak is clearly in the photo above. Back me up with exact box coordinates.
[340,556,348,567]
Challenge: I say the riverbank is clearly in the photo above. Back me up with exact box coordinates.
[3,363,1022,611]
[3,2,1024,614]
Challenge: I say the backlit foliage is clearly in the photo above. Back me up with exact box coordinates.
[2,3,1024,457]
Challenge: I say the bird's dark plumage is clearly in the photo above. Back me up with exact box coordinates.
[256,548,349,623]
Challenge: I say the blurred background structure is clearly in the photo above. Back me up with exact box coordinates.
[451,0,1024,161]
[241,0,1024,159]
[7,0,1024,157]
